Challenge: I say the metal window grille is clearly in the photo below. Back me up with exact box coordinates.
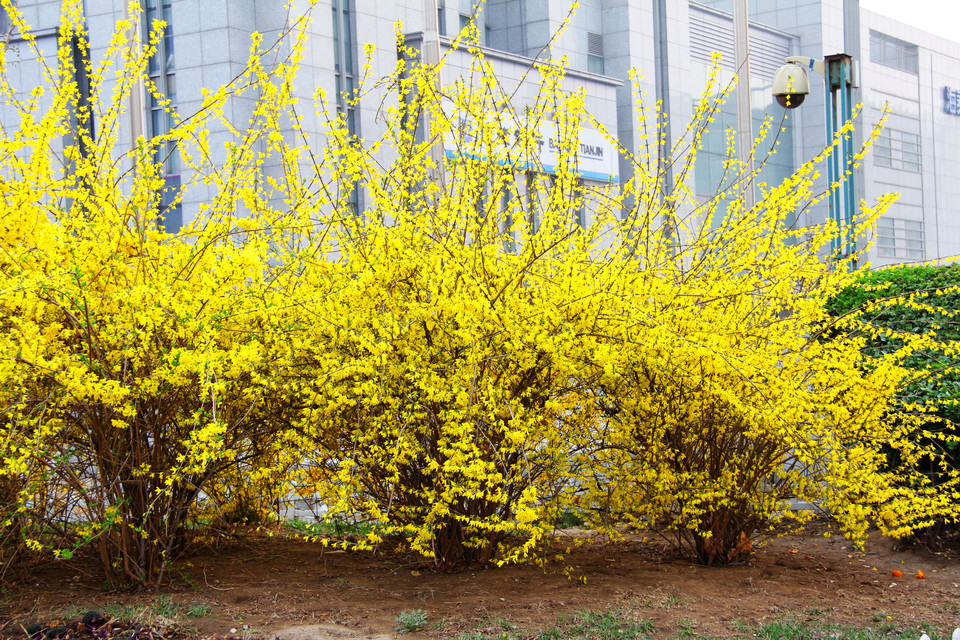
[874,128,921,173]
[877,217,925,259]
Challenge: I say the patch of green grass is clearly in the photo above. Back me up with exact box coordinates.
[457,617,522,640]
[395,609,428,634]
[102,603,147,621]
[458,632,522,640]
[95,596,193,625]
[286,518,377,538]
[149,595,181,619]
[460,609,655,640]
[675,617,699,639]
[54,605,89,622]
[461,609,940,640]
[692,619,937,640]
[185,604,212,618]
[541,610,654,640]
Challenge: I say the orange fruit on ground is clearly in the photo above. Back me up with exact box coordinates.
[917,570,925,579]
[892,570,903,577]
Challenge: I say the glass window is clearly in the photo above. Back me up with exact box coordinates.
[332,0,360,214]
[332,0,356,133]
[144,0,181,229]
[587,55,604,75]
[587,32,604,75]
[869,30,919,74]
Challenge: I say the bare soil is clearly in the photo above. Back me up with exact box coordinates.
[3,523,959,639]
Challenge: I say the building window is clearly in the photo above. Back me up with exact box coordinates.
[874,127,921,172]
[144,0,181,232]
[877,217,924,259]
[332,0,359,213]
[459,13,470,35]
[870,30,918,74]
[332,0,356,134]
[437,0,446,36]
[587,32,604,75]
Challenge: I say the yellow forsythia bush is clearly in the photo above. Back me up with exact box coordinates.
[570,70,960,564]
[1,0,957,584]
[0,2,310,585]
[280,43,613,569]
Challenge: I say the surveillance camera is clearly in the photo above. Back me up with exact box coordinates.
[772,63,810,109]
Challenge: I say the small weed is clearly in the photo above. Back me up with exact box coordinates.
[177,571,201,594]
[489,617,515,631]
[55,606,88,622]
[657,594,686,610]
[102,603,146,621]
[675,617,698,639]
[149,595,181,619]
[567,610,654,639]
[804,606,826,619]
[186,604,212,618]
[460,617,522,640]
[638,589,689,610]
[395,610,428,634]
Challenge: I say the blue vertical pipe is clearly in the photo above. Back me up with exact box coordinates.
[826,71,840,257]
[841,59,856,257]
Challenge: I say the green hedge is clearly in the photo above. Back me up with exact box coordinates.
[827,262,960,545]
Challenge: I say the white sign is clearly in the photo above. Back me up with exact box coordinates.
[443,111,620,183]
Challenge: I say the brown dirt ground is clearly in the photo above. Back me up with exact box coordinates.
[2,523,959,639]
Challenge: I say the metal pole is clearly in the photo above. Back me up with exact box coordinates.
[824,54,855,260]
[733,0,755,210]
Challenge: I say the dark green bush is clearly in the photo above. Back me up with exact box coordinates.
[827,262,960,547]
